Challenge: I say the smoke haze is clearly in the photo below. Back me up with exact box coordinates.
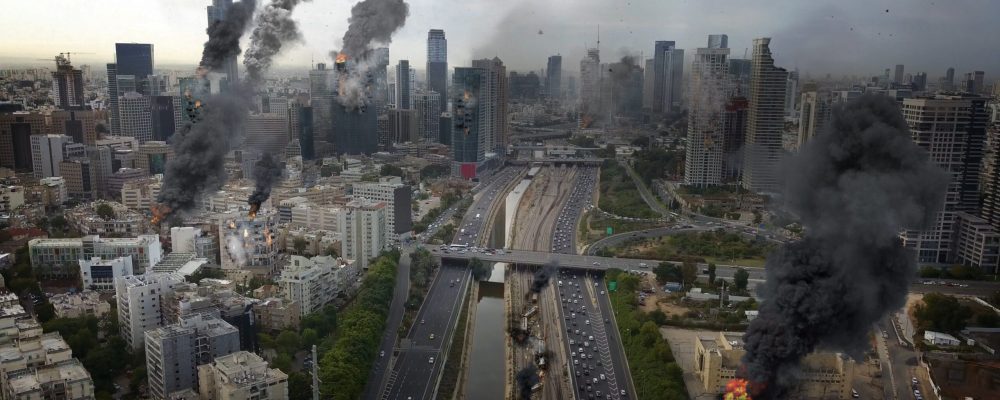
[200,0,257,73]
[248,153,283,208]
[244,0,310,85]
[331,0,410,109]
[740,94,949,398]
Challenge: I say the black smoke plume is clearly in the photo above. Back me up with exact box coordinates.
[201,0,257,75]
[244,0,310,85]
[607,55,643,116]
[740,94,949,398]
[331,0,410,109]
[515,366,539,400]
[530,265,555,293]
[248,153,282,213]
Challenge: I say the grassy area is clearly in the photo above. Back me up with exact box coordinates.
[605,269,688,400]
[578,211,664,246]
[600,230,773,266]
[436,282,473,400]
[631,148,684,184]
[400,249,440,335]
[599,160,659,219]
[319,251,400,399]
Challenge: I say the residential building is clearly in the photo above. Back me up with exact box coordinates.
[785,70,799,118]
[289,202,341,232]
[50,54,84,110]
[798,89,833,147]
[741,38,788,194]
[0,112,47,171]
[546,55,562,99]
[29,234,162,278]
[65,200,150,237]
[414,90,441,142]
[278,255,360,317]
[4,359,94,400]
[427,29,448,109]
[170,227,217,261]
[653,41,685,113]
[254,298,300,332]
[451,67,488,177]
[115,272,188,350]
[0,186,24,214]
[218,211,279,277]
[353,176,412,242]
[37,177,67,207]
[694,331,852,399]
[339,198,387,269]
[197,351,288,400]
[684,37,730,187]
[80,256,134,292]
[49,291,111,319]
[952,212,1000,274]
[121,174,162,211]
[145,314,240,399]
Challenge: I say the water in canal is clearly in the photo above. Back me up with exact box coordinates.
[464,263,506,400]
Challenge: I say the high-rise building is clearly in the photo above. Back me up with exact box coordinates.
[50,109,98,145]
[901,95,989,264]
[427,29,448,109]
[722,97,749,182]
[414,90,441,142]
[388,108,419,145]
[580,49,601,116]
[509,71,542,100]
[798,90,833,147]
[119,92,153,143]
[309,63,334,151]
[298,105,314,160]
[0,111,46,171]
[353,176,412,242]
[741,38,788,194]
[30,134,73,178]
[51,54,85,110]
[339,198,387,270]
[451,67,488,177]
[472,57,508,156]
[707,34,729,49]
[115,43,154,83]
[197,351,288,400]
[685,37,730,187]
[785,70,799,118]
[245,113,288,156]
[396,60,412,109]
[151,95,182,142]
[547,55,562,99]
[138,140,173,175]
[332,104,378,155]
[114,272,187,349]
[980,102,1000,230]
[58,158,97,200]
[894,64,905,85]
[207,0,240,82]
[653,41,684,113]
[729,59,752,96]
[145,314,240,399]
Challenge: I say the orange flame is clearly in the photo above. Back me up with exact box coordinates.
[151,204,171,225]
[724,379,751,400]
[248,203,260,220]
[336,53,348,63]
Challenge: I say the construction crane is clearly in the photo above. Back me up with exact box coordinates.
[35,52,96,65]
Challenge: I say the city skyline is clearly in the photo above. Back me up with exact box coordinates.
[3,0,1000,78]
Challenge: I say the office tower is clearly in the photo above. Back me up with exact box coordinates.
[115,43,154,83]
[414,90,441,142]
[332,105,378,155]
[472,57,508,156]
[971,71,985,94]
[31,235,163,279]
[309,63,334,149]
[785,70,799,118]
[722,97,748,182]
[51,54,85,110]
[30,134,73,178]
[451,68,488,178]
[58,158,96,200]
[741,38,788,194]
[85,144,115,196]
[388,108,419,145]
[298,105,314,160]
[912,72,928,92]
[580,49,601,116]
[245,113,289,156]
[708,34,729,49]
[353,176,412,242]
[219,211,279,276]
[798,90,833,147]
[607,60,644,117]
[653,41,684,113]
[395,60,412,109]
[729,59,752,96]
[509,71,541,100]
[151,95,182,142]
[0,111,46,171]
[427,29,448,108]
[894,64,905,85]
[941,67,956,91]
[138,140,173,175]
[118,92,153,143]
[207,0,240,82]
[642,58,655,110]
[50,109,98,145]
[145,314,240,399]
[197,351,288,399]
[439,112,452,145]
[901,95,989,264]
[339,198,387,270]
[547,55,562,99]
[685,40,730,187]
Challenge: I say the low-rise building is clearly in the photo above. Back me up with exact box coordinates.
[170,227,217,261]
[48,291,110,319]
[0,309,94,399]
[36,177,67,207]
[197,351,288,400]
[952,212,1000,275]
[0,185,24,213]
[218,211,279,277]
[65,200,151,237]
[30,234,163,278]
[924,330,961,347]
[79,256,133,292]
[120,174,162,211]
[278,255,359,317]
[253,298,300,332]
[4,359,94,400]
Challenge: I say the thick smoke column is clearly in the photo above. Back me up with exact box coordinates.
[247,153,282,217]
[243,0,310,85]
[740,95,949,398]
[332,0,410,109]
[201,0,258,75]
[515,366,539,399]
[530,264,555,293]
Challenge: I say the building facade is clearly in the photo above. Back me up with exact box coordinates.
[339,198,387,270]
[684,37,730,187]
[29,234,162,278]
[197,351,288,400]
[114,272,187,350]
[352,176,412,242]
[427,29,448,109]
[741,38,788,194]
[145,314,240,399]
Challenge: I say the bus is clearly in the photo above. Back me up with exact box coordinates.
[449,244,468,250]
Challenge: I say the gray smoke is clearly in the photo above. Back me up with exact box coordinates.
[200,0,257,75]
[530,264,556,293]
[332,0,409,109]
[248,153,283,209]
[243,0,310,85]
[515,366,539,400]
[607,55,643,116]
[741,94,949,398]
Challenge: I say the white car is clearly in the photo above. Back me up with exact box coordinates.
[428,357,435,364]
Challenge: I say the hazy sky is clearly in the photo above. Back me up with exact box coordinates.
[3,0,999,79]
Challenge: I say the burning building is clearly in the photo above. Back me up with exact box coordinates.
[218,210,279,278]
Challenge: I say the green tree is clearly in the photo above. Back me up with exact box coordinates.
[293,237,308,255]
[653,262,680,284]
[707,263,717,286]
[324,244,339,257]
[276,330,301,354]
[95,203,116,220]
[258,332,275,349]
[49,215,67,231]
[681,261,698,287]
[470,258,490,281]
[320,165,336,177]
[288,371,313,400]
[734,268,750,291]
[915,293,973,333]
[272,353,294,372]
[301,328,320,348]
[380,164,404,177]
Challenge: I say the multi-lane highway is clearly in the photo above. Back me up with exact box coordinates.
[454,167,527,247]
[552,166,597,254]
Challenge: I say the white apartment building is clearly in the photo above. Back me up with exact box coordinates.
[197,351,288,400]
[278,255,359,317]
[29,134,73,178]
[684,40,730,187]
[29,234,163,278]
[0,314,94,400]
[0,185,24,214]
[49,291,111,319]
[38,177,67,207]
[170,227,217,261]
[352,176,412,242]
[121,175,162,211]
[114,272,187,350]
[339,198,387,270]
[290,203,342,232]
[80,256,134,292]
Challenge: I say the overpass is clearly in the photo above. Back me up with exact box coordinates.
[508,158,603,166]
